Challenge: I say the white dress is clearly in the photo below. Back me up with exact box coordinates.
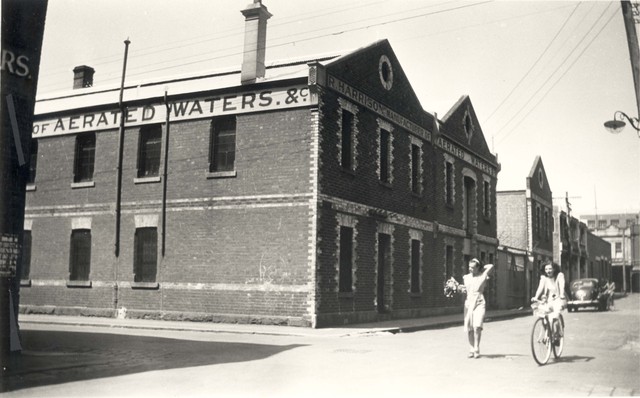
[463,272,489,332]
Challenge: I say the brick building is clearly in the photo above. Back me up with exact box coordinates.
[581,213,639,292]
[553,208,611,287]
[495,156,554,308]
[18,2,499,327]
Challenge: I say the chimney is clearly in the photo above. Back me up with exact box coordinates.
[73,65,95,89]
[240,0,272,84]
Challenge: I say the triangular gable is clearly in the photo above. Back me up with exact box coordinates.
[441,95,494,162]
[323,39,426,124]
[526,156,553,200]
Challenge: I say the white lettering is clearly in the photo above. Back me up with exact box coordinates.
[1,50,30,78]
[33,85,314,138]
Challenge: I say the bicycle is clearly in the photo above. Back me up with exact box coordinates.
[530,297,565,365]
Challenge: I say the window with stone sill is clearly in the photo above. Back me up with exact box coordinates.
[483,180,491,219]
[74,132,96,183]
[339,226,354,293]
[445,161,454,206]
[69,229,91,282]
[379,128,391,184]
[21,230,32,282]
[209,116,236,174]
[134,227,157,283]
[137,124,162,178]
[341,110,355,172]
[410,239,421,294]
[411,143,421,195]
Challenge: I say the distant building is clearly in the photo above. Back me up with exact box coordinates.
[553,208,611,285]
[19,1,500,327]
[495,156,553,309]
[495,157,612,309]
[581,213,640,292]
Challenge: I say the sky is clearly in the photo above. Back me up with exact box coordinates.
[34,0,640,218]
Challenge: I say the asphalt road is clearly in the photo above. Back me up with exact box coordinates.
[2,295,639,397]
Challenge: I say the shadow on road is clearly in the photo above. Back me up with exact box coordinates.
[554,355,595,363]
[1,330,305,393]
[544,355,595,365]
[478,353,525,359]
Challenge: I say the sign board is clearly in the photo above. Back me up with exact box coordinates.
[1,0,48,357]
[33,85,313,138]
[1,0,48,277]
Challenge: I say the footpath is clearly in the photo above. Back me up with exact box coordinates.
[17,306,532,338]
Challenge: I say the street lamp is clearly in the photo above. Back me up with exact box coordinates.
[603,111,640,136]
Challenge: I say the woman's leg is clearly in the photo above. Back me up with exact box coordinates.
[474,327,482,356]
[468,330,475,355]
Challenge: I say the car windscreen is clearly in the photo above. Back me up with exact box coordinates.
[571,280,596,289]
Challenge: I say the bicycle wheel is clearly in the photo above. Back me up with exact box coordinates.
[531,318,552,365]
[553,314,565,358]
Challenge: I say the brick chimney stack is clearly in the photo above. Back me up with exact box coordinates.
[240,0,272,84]
[73,65,95,89]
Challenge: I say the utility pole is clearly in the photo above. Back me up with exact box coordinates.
[0,0,48,360]
[113,39,130,314]
[620,1,640,119]
[566,192,574,280]
[622,227,627,293]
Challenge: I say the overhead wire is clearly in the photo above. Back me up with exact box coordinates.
[490,2,598,135]
[38,1,390,79]
[483,2,583,127]
[37,0,490,93]
[399,2,575,41]
[36,1,394,92]
[36,0,450,91]
[493,2,616,144]
[495,5,620,146]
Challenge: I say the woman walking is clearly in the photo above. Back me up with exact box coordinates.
[460,258,494,358]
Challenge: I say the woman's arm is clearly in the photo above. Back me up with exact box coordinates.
[533,276,544,300]
[482,263,495,276]
[557,272,566,300]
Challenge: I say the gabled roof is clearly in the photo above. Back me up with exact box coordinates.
[323,39,427,125]
[441,95,494,162]
[526,155,552,201]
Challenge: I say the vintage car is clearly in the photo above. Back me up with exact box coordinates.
[567,278,613,312]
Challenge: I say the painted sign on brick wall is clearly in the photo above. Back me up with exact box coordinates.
[32,85,314,138]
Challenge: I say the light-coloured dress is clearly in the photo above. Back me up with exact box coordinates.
[462,272,490,332]
[536,272,566,317]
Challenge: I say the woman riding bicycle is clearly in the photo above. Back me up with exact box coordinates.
[532,261,566,338]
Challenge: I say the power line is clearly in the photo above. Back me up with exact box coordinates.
[36,0,450,90]
[38,1,492,92]
[496,5,619,146]
[37,1,391,79]
[493,2,615,142]
[484,2,582,128]
[493,2,606,138]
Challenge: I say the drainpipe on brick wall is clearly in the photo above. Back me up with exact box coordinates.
[161,89,170,256]
[114,38,130,309]
[115,38,130,257]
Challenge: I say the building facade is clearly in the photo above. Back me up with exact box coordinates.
[18,2,499,327]
[495,156,554,308]
[581,213,640,292]
[553,208,611,286]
